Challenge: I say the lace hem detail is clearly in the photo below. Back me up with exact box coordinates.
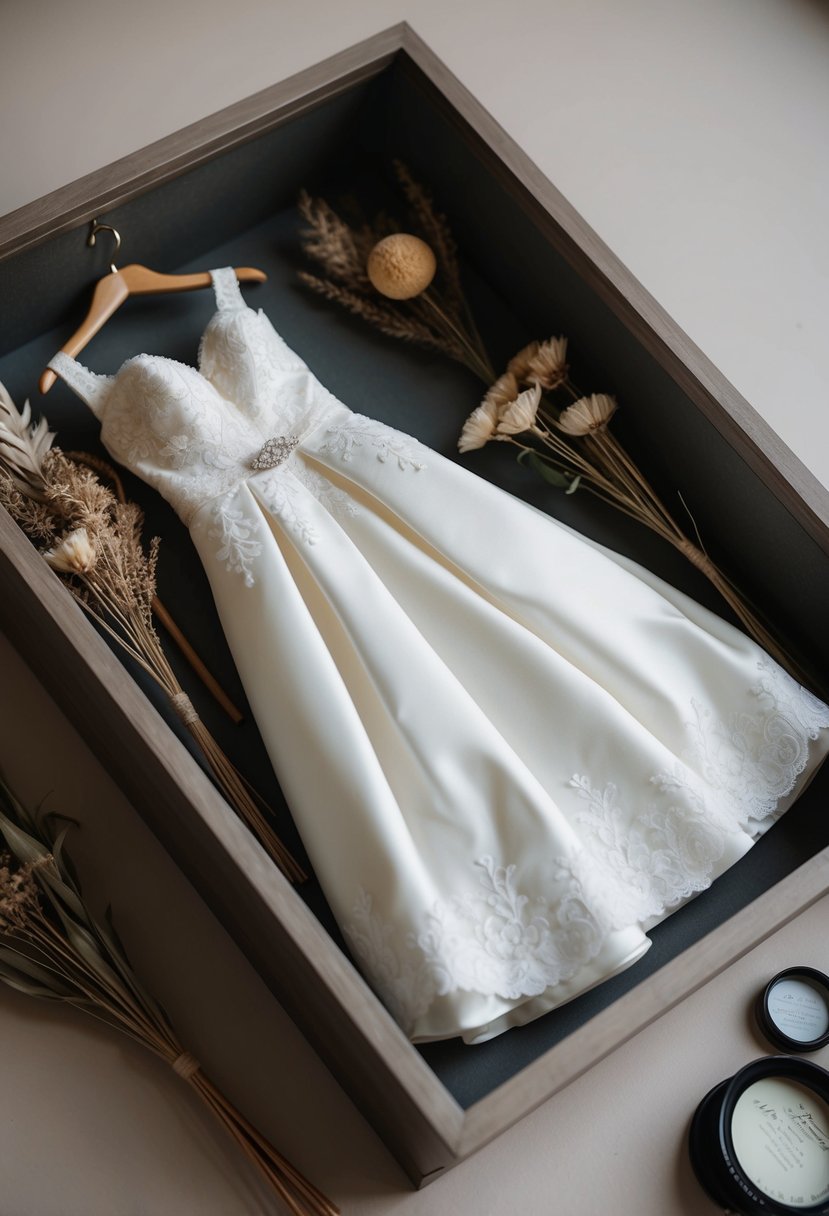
[685,658,829,826]
[568,659,829,924]
[569,773,727,925]
[343,853,614,1033]
[343,665,828,1034]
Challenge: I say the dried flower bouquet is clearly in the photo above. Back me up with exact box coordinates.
[299,160,496,384]
[297,169,809,689]
[0,381,304,882]
[0,773,336,1216]
[460,336,810,686]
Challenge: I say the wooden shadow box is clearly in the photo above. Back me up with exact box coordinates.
[1,23,828,1187]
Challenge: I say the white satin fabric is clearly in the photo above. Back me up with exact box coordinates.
[49,268,829,1044]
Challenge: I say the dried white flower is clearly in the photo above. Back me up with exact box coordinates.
[497,384,542,435]
[43,526,97,574]
[527,336,569,389]
[483,371,520,411]
[458,397,500,452]
[506,341,540,383]
[556,393,617,436]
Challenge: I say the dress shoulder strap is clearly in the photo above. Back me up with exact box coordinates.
[210,267,246,312]
[47,352,111,417]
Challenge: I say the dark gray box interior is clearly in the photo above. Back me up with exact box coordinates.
[1,55,827,1108]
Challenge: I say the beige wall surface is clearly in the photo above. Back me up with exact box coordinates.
[2,0,828,489]
[2,2,829,1213]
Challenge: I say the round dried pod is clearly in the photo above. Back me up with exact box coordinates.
[367,234,437,299]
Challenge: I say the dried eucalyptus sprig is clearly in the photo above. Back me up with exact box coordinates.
[460,337,811,688]
[0,774,336,1216]
[298,161,496,384]
[0,383,304,882]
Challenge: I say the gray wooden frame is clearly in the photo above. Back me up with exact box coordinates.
[1,23,828,1186]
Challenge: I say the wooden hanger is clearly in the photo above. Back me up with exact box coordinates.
[40,220,267,393]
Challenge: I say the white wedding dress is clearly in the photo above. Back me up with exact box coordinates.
[50,268,829,1044]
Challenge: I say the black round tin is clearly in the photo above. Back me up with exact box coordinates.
[689,1056,829,1215]
[757,968,829,1053]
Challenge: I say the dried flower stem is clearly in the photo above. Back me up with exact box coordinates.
[461,334,813,688]
[416,292,496,383]
[73,574,305,883]
[67,451,243,724]
[0,385,303,882]
[533,394,809,685]
[0,778,336,1215]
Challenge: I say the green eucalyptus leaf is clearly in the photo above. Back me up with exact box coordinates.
[31,856,90,924]
[89,912,168,1025]
[50,901,135,1004]
[0,773,39,835]
[0,807,52,865]
[0,945,76,996]
[526,450,575,489]
[51,826,70,868]
[0,968,65,1000]
[0,775,169,1030]
[42,811,80,830]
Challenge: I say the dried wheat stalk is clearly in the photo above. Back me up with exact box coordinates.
[297,166,496,383]
[0,384,304,882]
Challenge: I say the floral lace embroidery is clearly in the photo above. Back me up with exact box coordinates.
[569,773,726,925]
[569,661,829,923]
[102,358,266,525]
[683,658,829,826]
[199,308,312,430]
[207,497,263,588]
[257,470,319,546]
[343,853,612,1033]
[290,459,360,523]
[207,469,321,585]
[345,665,828,1032]
[319,414,427,471]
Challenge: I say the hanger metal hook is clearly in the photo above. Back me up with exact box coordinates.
[87,220,121,274]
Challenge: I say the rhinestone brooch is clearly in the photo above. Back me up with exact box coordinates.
[250,435,299,471]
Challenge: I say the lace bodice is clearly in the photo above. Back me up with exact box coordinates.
[48,268,350,525]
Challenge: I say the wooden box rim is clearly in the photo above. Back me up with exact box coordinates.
[2,23,828,1184]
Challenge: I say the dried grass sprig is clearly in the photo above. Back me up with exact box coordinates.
[0,379,54,499]
[0,384,303,882]
[298,165,496,385]
[297,271,466,361]
[67,450,243,725]
[297,190,374,289]
[462,341,812,688]
[392,159,463,312]
[0,775,336,1216]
